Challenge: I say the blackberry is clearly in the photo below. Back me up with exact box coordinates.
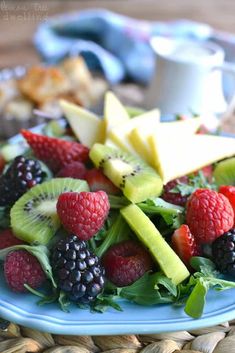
[51,235,105,304]
[0,155,43,207]
[212,229,235,277]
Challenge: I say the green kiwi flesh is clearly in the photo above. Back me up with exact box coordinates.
[121,204,190,285]
[213,157,235,186]
[89,143,163,203]
[10,178,89,245]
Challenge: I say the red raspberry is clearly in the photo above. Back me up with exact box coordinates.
[57,191,110,240]
[171,224,200,267]
[162,176,189,206]
[57,161,87,179]
[4,250,46,292]
[103,240,153,287]
[21,129,89,173]
[219,185,235,220]
[186,189,234,244]
[0,229,24,250]
[85,168,120,194]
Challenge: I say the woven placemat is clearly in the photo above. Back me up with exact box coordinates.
[0,320,235,353]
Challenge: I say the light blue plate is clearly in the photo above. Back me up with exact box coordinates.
[0,126,235,335]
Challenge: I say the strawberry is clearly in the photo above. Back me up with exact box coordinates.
[21,130,89,173]
[171,224,200,267]
[57,191,110,240]
[85,168,120,194]
[219,185,235,221]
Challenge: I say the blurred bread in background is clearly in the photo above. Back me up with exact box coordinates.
[0,56,107,137]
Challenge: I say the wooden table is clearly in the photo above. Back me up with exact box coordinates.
[0,0,235,68]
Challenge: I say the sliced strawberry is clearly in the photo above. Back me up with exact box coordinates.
[219,185,235,220]
[171,224,200,268]
[21,130,89,173]
[85,168,120,194]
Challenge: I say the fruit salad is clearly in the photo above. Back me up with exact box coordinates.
[0,92,235,319]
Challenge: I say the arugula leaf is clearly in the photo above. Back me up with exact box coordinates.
[0,244,56,287]
[58,291,70,313]
[184,278,208,318]
[138,197,184,229]
[119,272,175,306]
[109,196,184,228]
[91,293,122,313]
[181,257,235,318]
[95,214,130,258]
[172,171,217,196]
[109,195,130,209]
[190,256,216,272]
[154,272,177,297]
[94,211,118,242]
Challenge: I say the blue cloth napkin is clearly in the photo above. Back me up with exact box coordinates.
[34,9,235,86]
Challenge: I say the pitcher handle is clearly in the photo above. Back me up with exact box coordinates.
[213,62,235,123]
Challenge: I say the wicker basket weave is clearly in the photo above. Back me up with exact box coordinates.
[1,320,235,353]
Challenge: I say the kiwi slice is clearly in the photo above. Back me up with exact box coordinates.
[121,204,190,285]
[89,143,163,203]
[214,157,235,186]
[10,178,89,245]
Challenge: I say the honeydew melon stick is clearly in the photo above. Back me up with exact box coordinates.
[121,204,190,285]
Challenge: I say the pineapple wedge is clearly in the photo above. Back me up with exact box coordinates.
[129,117,202,166]
[104,91,130,133]
[60,100,105,148]
[108,109,160,155]
[149,133,235,183]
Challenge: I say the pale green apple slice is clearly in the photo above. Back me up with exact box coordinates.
[104,91,130,133]
[129,117,202,166]
[121,204,190,285]
[108,109,160,156]
[60,99,105,147]
[149,133,235,184]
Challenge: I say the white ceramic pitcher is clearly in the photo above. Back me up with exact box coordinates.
[145,37,235,117]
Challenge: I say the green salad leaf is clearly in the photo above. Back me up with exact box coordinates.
[181,257,235,318]
[109,195,184,229]
[95,213,130,258]
[119,272,176,306]
[171,171,217,196]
